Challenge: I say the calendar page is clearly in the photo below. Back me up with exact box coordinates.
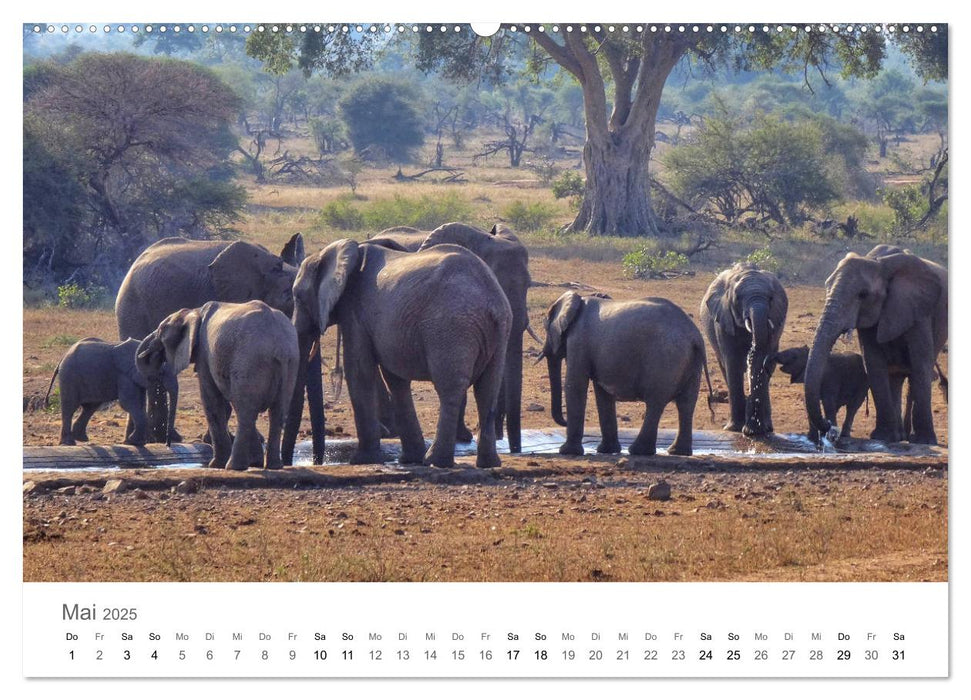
[19,0,954,690]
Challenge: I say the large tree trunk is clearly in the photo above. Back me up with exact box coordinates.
[570,132,660,237]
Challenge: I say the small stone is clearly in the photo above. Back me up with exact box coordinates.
[647,481,671,501]
[526,403,544,412]
[542,482,558,489]
[526,460,540,467]
[616,458,629,469]
[923,467,945,479]
[175,479,198,494]
[23,481,38,496]
[57,486,77,496]
[132,489,149,500]
[102,479,126,495]
[78,485,95,494]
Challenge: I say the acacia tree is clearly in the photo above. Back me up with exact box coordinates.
[24,52,245,283]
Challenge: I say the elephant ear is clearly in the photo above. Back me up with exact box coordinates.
[280,233,305,267]
[545,292,584,357]
[419,222,486,253]
[209,241,280,301]
[876,253,943,344]
[705,275,737,336]
[315,239,361,329]
[158,308,201,375]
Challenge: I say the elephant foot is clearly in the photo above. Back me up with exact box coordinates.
[558,441,584,456]
[596,440,622,454]
[225,458,249,471]
[167,429,183,444]
[870,426,901,443]
[667,442,692,456]
[455,424,475,444]
[508,444,521,454]
[59,437,76,447]
[350,449,384,465]
[628,441,657,457]
[264,456,284,470]
[72,433,90,443]
[398,450,425,466]
[476,451,501,469]
[124,437,146,447]
[723,421,743,432]
[207,457,228,469]
[742,421,771,437]
[909,431,938,446]
[424,446,456,469]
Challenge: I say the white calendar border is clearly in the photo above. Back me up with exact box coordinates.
[7,0,964,695]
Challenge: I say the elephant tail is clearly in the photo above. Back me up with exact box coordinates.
[44,361,61,408]
[698,342,716,423]
[936,362,948,402]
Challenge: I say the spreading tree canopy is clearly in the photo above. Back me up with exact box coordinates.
[247,23,946,237]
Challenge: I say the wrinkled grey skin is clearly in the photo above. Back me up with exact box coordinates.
[46,337,178,446]
[541,292,707,457]
[283,240,511,469]
[700,263,788,436]
[115,233,305,443]
[137,301,299,470]
[368,222,533,452]
[774,345,868,443]
[804,245,947,444]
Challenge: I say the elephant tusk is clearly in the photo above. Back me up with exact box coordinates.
[768,319,775,331]
[525,321,543,345]
[744,317,753,334]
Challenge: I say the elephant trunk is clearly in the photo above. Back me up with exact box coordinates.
[804,304,843,437]
[548,353,567,427]
[746,301,771,395]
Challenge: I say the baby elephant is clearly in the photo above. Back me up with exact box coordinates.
[46,337,179,446]
[774,345,868,442]
[540,292,712,456]
[137,301,299,470]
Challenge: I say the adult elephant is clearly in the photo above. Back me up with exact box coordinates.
[282,239,511,469]
[700,263,788,436]
[368,222,537,453]
[115,233,308,443]
[804,245,947,444]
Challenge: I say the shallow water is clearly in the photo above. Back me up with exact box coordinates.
[25,428,939,472]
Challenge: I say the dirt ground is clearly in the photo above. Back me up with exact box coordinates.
[22,257,949,582]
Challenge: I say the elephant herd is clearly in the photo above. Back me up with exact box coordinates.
[46,229,948,470]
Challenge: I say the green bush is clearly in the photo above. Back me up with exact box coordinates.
[883,185,926,231]
[502,200,557,231]
[57,283,107,309]
[622,249,689,279]
[318,192,473,232]
[745,247,781,273]
[551,170,584,210]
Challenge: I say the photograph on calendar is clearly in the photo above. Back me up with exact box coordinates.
[22,23,947,584]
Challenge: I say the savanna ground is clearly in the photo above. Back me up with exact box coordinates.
[22,131,948,582]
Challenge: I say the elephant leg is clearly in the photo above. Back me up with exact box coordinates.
[502,337,522,454]
[454,393,474,444]
[199,375,232,469]
[630,403,665,456]
[59,397,77,446]
[472,352,505,469]
[72,403,98,443]
[494,383,507,443]
[383,372,426,465]
[907,366,937,445]
[559,365,588,456]
[426,374,468,469]
[227,407,260,471]
[861,342,901,442]
[592,383,620,454]
[265,399,286,470]
[670,378,701,456]
[841,398,863,441]
[346,355,384,465]
[119,386,147,447]
[890,373,906,439]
